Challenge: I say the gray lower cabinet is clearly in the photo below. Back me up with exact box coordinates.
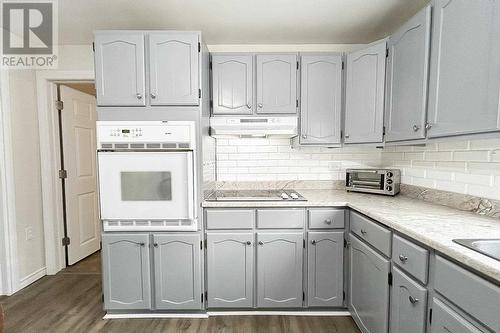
[307,231,344,307]
[349,233,390,333]
[206,233,254,308]
[431,298,483,333]
[257,232,303,307]
[153,234,201,310]
[390,267,427,333]
[102,233,151,310]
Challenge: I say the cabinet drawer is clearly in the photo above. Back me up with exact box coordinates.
[392,234,429,284]
[257,209,305,229]
[308,209,344,229]
[434,256,500,332]
[205,209,254,229]
[350,211,391,257]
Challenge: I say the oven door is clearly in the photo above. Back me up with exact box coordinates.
[98,151,194,221]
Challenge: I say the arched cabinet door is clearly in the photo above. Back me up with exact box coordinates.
[94,32,146,106]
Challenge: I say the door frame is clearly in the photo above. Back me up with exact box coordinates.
[36,70,95,275]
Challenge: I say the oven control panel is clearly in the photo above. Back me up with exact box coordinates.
[108,128,143,138]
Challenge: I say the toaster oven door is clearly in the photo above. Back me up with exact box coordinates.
[347,171,384,190]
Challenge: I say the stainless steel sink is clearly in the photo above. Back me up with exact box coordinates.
[453,239,500,261]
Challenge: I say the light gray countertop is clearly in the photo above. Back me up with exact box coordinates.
[203,189,500,284]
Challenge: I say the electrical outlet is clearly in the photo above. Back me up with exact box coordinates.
[25,227,33,241]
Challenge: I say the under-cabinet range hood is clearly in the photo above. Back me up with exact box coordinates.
[209,116,298,138]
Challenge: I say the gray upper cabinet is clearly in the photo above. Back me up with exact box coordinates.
[307,231,344,307]
[349,234,390,333]
[345,41,387,144]
[299,54,343,145]
[256,54,298,114]
[95,32,146,106]
[102,233,151,310]
[153,234,201,310]
[206,232,254,308]
[148,32,199,106]
[257,232,303,308]
[385,6,431,142]
[431,298,483,333]
[427,0,500,138]
[211,54,254,115]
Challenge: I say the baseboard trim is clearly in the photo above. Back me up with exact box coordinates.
[104,313,210,319]
[18,267,46,290]
[103,310,351,319]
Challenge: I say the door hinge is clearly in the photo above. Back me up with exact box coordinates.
[388,272,393,286]
[296,99,299,108]
[201,293,204,303]
[204,239,207,249]
[200,240,203,250]
[205,291,208,301]
[62,237,70,246]
[302,291,305,301]
[429,308,433,324]
[198,42,201,53]
[199,89,202,99]
[383,126,386,136]
[209,61,212,70]
[55,100,63,111]
[102,294,104,302]
[209,100,213,109]
[92,42,95,52]
[343,291,346,300]
[296,61,299,70]
[343,239,347,248]
[386,48,389,58]
[303,239,306,248]
[59,169,67,179]
[342,61,345,70]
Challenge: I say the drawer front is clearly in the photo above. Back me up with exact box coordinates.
[257,209,305,229]
[434,256,500,332]
[350,211,392,257]
[206,209,254,229]
[392,234,429,284]
[308,209,345,229]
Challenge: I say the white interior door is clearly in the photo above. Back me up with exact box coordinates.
[60,85,100,265]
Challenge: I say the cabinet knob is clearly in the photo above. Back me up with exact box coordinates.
[425,122,433,130]
[151,93,157,99]
[247,104,252,109]
[136,93,143,100]
[246,241,251,245]
[302,134,307,139]
[413,125,420,132]
[345,134,350,139]
[409,296,419,304]
[324,219,332,224]
[258,103,263,108]
[139,242,145,247]
[311,240,316,245]
[258,241,264,245]
[360,229,367,235]
[399,254,408,262]
[153,243,158,248]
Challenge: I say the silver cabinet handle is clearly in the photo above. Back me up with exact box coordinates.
[302,134,307,139]
[409,296,419,304]
[311,240,316,245]
[246,241,251,245]
[247,104,252,109]
[150,93,157,99]
[324,219,332,224]
[153,243,158,248]
[413,125,420,132]
[139,242,145,247]
[258,241,264,245]
[360,229,367,235]
[345,134,350,139]
[258,103,263,108]
[399,254,408,262]
[425,122,433,130]
[136,93,143,100]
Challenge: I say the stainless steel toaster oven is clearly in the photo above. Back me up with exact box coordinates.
[346,169,400,196]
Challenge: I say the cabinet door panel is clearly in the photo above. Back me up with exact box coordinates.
[307,231,344,307]
[149,32,199,106]
[257,232,303,308]
[153,234,201,310]
[345,42,386,144]
[300,54,342,145]
[431,298,483,333]
[349,234,390,333]
[207,233,254,308]
[427,0,500,137]
[102,233,151,310]
[212,55,254,115]
[256,54,297,114]
[95,32,145,106]
[385,6,431,142]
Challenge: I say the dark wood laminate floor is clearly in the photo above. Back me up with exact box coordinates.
[0,252,360,333]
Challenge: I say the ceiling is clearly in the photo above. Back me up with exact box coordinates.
[59,0,431,45]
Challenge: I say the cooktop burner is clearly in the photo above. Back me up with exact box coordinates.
[206,189,307,202]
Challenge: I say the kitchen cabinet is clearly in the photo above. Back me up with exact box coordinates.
[257,232,303,307]
[148,32,199,106]
[206,232,254,308]
[152,233,201,310]
[256,54,298,114]
[349,233,390,333]
[299,54,343,145]
[307,231,344,307]
[345,41,386,144]
[385,6,431,142]
[427,0,500,138]
[390,267,427,333]
[211,54,254,115]
[102,233,151,310]
[94,32,146,107]
[430,298,483,333]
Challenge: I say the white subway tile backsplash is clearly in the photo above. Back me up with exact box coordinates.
[453,150,490,161]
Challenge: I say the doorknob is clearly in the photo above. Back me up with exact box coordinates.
[150,93,157,99]
[153,243,159,248]
[258,241,264,245]
[311,240,316,245]
[425,122,433,130]
[413,125,420,132]
[139,242,145,247]
[302,134,307,139]
[246,241,251,245]
[136,93,143,100]
[247,104,252,109]
[399,254,408,262]
[409,296,419,304]
[258,103,263,108]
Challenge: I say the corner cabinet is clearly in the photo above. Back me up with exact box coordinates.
[430,298,483,333]
[385,6,431,142]
[427,0,500,138]
[345,41,387,144]
[299,54,343,145]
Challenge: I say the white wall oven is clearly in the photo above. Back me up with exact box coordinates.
[97,121,197,231]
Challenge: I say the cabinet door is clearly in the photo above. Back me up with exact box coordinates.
[257,232,303,308]
[148,32,199,106]
[256,54,298,114]
[349,234,390,333]
[102,233,151,310]
[212,54,254,115]
[206,233,254,308]
[307,231,344,307]
[300,54,343,145]
[153,234,201,310]
[94,32,145,106]
[385,6,431,142]
[427,0,500,138]
[345,42,386,144]
[431,298,483,333]
[390,267,428,333]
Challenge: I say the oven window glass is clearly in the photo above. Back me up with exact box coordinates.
[350,172,384,189]
[121,172,172,201]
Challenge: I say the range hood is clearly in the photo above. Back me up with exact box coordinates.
[209,116,298,138]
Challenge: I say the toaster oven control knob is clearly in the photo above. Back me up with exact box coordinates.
[386,171,393,178]
[386,185,393,192]
[386,179,393,185]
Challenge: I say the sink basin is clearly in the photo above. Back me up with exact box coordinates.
[453,239,500,261]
